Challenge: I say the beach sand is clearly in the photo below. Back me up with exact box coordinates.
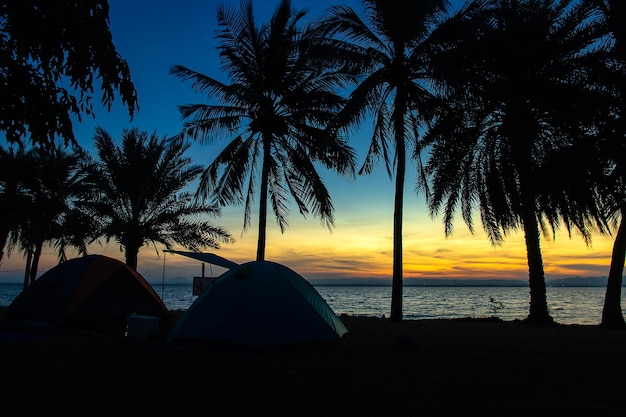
[2,315,626,416]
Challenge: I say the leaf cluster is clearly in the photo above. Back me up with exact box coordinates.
[0,0,137,149]
[78,128,233,264]
[171,0,356,236]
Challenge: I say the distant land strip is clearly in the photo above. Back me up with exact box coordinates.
[139,276,621,287]
[309,277,617,287]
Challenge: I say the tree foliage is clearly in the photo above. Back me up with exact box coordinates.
[80,128,233,270]
[0,145,93,287]
[425,0,607,324]
[23,147,95,286]
[316,0,452,321]
[0,147,37,268]
[171,0,355,261]
[591,0,626,328]
[0,0,137,149]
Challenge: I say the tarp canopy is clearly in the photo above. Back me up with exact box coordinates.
[0,255,170,335]
[164,250,239,270]
[166,260,349,348]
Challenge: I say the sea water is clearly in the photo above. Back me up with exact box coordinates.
[316,286,613,325]
[1,282,620,325]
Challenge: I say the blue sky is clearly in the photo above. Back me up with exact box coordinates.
[1,0,616,284]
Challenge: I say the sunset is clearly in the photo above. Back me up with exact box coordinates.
[125,197,616,285]
[0,0,617,287]
[0,166,616,286]
[2,162,615,284]
[2,1,626,415]
[74,0,622,287]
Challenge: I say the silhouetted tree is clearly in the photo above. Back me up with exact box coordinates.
[171,0,355,261]
[0,147,37,268]
[316,0,452,321]
[425,0,606,324]
[80,127,233,270]
[16,146,92,287]
[592,0,626,328]
[0,0,137,150]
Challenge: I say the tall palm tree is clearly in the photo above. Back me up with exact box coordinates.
[592,0,626,328]
[316,0,451,321]
[80,127,234,270]
[425,0,607,324]
[170,0,355,262]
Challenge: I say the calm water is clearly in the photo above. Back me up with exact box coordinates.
[1,282,621,325]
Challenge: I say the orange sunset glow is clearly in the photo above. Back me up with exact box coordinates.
[0,178,615,285]
[7,193,603,286]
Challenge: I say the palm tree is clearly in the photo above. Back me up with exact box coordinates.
[596,152,626,329]
[315,0,452,321]
[170,0,355,262]
[425,0,607,324]
[15,146,92,287]
[0,146,36,268]
[80,127,234,270]
[592,0,626,328]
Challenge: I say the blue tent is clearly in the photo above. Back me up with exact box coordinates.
[166,260,348,348]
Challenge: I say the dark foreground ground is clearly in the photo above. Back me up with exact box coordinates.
[2,315,626,417]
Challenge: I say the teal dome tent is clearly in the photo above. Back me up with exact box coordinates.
[167,260,349,348]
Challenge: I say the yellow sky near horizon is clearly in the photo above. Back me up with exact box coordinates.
[0,166,616,285]
[145,208,615,284]
[0,206,615,285]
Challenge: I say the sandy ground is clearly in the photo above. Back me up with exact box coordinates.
[2,315,626,416]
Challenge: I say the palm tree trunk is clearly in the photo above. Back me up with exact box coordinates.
[125,245,140,270]
[390,92,406,322]
[123,224,142,270]
[390,147,405,322]
[28,240,43,284]
[0,229,7,268]
[23,249,32,290]
[510,106,553,325]
[256,134,271,262]
[521,203,553,325]
[601,207,626,328]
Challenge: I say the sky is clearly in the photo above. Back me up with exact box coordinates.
[0,0,617,284]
